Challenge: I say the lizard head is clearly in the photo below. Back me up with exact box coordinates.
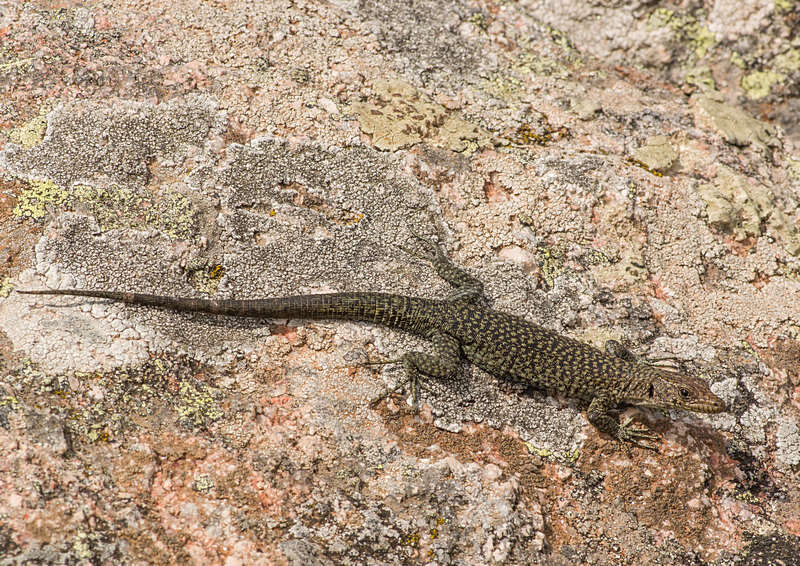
[626,367,726,414]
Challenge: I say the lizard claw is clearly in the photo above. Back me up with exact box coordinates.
[617,416,660,452]
[368,378,410,409]
[402,224,446,263]
[367,372,426,412]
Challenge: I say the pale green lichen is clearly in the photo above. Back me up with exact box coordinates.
[787,157,800,180]
[177,381,224,427]
[9,112,48,148]
[741,70,784,100]
[351,79,445,151]
[14,180,196,239]
[512,51,571,79]
[12,179,69,219]
[148,190,196,240]
[632,135,678,172]
[696,166,769,240]
[648,8,716,59]
[685,66,716,91]
[351,79,491,152]
[697,95,778,150]
[189,261,226,295]
[0,278,13,298]
[570,97,601,121]
[431,115,493,153]
[766,206,800,256]
[0,57,33,74]
[690,24,716,59]
[466,11,487,30]
[774,49,800,73]
[696,166,800,255]
[482,72,525,101]
[543,24,577,54]
[193,474,215,492]
[0,395,19,410]
[730,52,746,69]
[72,531,95,561]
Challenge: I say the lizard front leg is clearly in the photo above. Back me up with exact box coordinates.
[587,396,659,451]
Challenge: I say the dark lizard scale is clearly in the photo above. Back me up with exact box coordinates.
[18,234,726,450]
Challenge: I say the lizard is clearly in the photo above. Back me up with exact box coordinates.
[17,233,726,450]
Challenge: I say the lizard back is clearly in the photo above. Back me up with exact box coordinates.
[442,302,638,401]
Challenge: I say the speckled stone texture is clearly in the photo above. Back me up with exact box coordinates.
[1,1,799,564]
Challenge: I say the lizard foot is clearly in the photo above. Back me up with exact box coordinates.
[368,375,429,411]
[397,224,443,265]
[617,416,660,452]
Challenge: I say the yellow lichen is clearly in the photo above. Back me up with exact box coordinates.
[648,8,716,59]
[685,66,716,90]
[12,179,69,219]
[524,442,553,458]
[189,262,226,295]
[0,57,34,74]
[730,52,746,69]
[177,381,224,426]
[0,278,13,298]
[9,113,48,148]
[741,70,785,100]
[15,180,196,239]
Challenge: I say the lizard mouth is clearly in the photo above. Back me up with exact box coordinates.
[692,395,726,414]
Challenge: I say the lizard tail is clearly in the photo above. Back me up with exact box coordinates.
[17,289,438,332]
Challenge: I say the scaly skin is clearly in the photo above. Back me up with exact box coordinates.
[18,235,725,450]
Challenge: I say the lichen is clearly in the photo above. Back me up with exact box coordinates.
[148,190,196,240]
[9,112,48,148]
[0,57,34,74]
[0,278,13,298]
[14,180,196,239]
[193,474,215,492]
[632,135,678,173]
[12,179,69,219]
[189,261,226,295]
[536,245,566,289]
[696,166,800,255]
[776,418,800,468]
[696,167,768,240]
[351,79,445,151]
[685,66,716,90]
[648,8,716,59]
[774,48,800,73]
[177,380,224,427]
[351,79,491,152]
[697,95,778,150]
[730,52,746,69]
[741,70,784,100]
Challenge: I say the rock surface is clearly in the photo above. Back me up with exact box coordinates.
[1,1,799,564]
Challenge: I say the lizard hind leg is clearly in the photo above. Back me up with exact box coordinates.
[368,332,462,410]
[604,339,680,371]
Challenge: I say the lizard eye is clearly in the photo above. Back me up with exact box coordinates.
[679,388,689,398]
[648,384,654,398]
